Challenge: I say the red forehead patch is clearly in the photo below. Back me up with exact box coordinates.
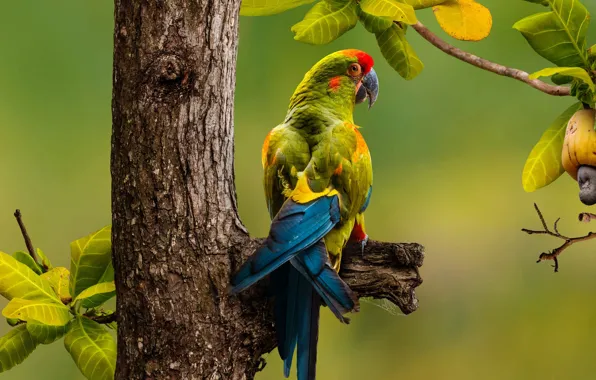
[341,49,374,74]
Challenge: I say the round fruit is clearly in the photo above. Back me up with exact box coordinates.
[562,108,596,180]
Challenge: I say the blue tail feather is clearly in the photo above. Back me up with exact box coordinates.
[296,278,320,380]
[291,241,358,322]
[271,264,298,378]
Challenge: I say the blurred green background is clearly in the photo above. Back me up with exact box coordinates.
[2,1,596,379]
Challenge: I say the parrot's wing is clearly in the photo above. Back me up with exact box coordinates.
[230,195,340,294]
[262,126,310,219]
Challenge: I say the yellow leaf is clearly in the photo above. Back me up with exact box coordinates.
[522,103,583,192]
[74,282,116,309]
[2,298,71,326]
[529,67,595,92]
[0,252,59,302]
[359,0,417,25]
[41,267,72,304]
[433,0,492,41]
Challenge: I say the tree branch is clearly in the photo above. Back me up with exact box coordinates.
[522,203,596,272]
[411,21,571,97]
[242,238,424,315]
[13,209,39,265]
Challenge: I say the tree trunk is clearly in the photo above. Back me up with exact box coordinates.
[111,1,423,379]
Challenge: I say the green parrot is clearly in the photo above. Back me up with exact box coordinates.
[231,49,378,380]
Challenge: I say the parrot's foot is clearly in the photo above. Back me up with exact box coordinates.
[361,234,369,256]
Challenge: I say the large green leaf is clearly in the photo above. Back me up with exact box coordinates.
[2,298,71,326]
[74,282,116,309]
[358,8,393,34]
[64,317,116,380]
[27,320,69,344]
[522,102,582,192]
[36,248,52,271]
[12,251,42,275]
[41,267,72,304]
[529,67,595,91]
[240,0,315,16]
[0,325,38,373]
[513,0,590,67]
[376,23,424,80]
[359,0,417,24]
[401,0,446,9]
[291,0,359,45]
[70,226,112,299]
[0,251,59,302]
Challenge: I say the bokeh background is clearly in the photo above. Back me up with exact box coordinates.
[2,1,596,379]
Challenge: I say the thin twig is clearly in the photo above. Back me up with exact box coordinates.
[13,209,39,264]
[522,203,596,272]
[411,21,571,97]
[87,312,117,324]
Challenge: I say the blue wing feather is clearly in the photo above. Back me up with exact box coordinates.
[231,196,340,293]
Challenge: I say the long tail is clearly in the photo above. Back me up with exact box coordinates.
[296,276,320,380]
[274,242,358,379]
[231,196,340,294]
[274,264,320,380]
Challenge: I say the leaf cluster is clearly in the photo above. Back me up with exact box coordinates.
[240,0,493,80]
[0,226,116,380]
[519,0,596,192]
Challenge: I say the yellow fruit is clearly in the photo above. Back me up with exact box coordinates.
[562,108,596,180]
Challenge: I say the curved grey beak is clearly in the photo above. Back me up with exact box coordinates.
[355,68,379,109]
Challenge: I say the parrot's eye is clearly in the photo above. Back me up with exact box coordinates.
[347,63,362,77]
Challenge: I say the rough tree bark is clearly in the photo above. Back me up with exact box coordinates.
[111,1,424,379]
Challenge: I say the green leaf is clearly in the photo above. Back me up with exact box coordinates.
[70,226,112,299]
[41,267,72,304]
[64,317,116,380]
[240,0,315,16]
[2,298,71,326]
[26,320,69,344]
[0,325,38,373]
[359,0,417,24]
[74,282,116,309]
[0,251,59,302]
[551,73,573,84]
[525,0,548,5]
[376,23,424,80]
[12,251,42,275]
[570,78,594,105]
[400,0,446,9]
[358,8,393,34]
[5,318,21,327]
[513,0,590,67]
[529,67,595,91]
[291,0,358,45]
[36,248,52,271]
[522,102,583,192]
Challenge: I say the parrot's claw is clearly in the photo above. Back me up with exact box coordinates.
[361,235,369,256]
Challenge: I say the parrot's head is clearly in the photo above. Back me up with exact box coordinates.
[290,49,379,113]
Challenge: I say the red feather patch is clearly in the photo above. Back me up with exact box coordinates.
[328,76,341,92]
[350,222,367,242]
[341,49,374,74]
